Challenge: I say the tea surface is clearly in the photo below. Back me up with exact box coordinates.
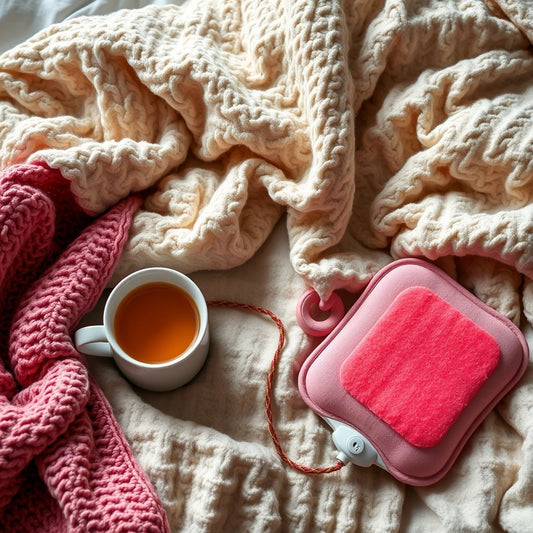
[114,282,199,364]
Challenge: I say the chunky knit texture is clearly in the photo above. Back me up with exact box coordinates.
[0,164,168,532]
[0,0,531,303]
[0,1,532,532]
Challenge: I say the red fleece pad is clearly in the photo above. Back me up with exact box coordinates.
[340,286,501,448]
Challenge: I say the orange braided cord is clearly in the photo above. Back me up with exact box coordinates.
[207,300,345,475]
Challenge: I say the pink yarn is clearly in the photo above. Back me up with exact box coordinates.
[0,164,169,532]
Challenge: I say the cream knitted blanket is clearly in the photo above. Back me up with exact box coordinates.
[1,0,532,531]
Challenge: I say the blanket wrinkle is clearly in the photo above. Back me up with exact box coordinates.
[0,0,532,531]
[0,164,168,532]
[0,0,530,301]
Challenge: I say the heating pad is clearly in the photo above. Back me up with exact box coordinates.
[298,259,529,485]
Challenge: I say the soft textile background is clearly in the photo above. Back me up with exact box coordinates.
[0,0,532,303]
[1,0,532,531]
[0,0,186,55]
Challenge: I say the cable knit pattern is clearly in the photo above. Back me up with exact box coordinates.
[0,164,168,532]
[1,0,529,300]
[0,1,532,532]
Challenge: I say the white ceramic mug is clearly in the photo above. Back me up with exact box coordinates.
[75,267,209,391]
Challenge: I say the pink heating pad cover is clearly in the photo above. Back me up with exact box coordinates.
[298,259,529,485]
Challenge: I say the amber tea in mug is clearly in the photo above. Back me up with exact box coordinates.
[75,267,209,391]
[113,281,199,364]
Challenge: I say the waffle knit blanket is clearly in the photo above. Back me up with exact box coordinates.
[0,164,168,531]
[0,0,532,531]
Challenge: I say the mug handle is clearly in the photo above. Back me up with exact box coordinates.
[74,325,114,357]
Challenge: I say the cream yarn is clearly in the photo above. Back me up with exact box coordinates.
[0,0,531,309]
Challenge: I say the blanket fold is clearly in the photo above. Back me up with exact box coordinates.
[0,163,168,532]
[0,0,531,307]
[0,0,532,531]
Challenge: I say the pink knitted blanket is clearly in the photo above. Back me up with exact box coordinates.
[0,163,169,532]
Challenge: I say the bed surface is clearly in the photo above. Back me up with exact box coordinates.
[0,1,532,531]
